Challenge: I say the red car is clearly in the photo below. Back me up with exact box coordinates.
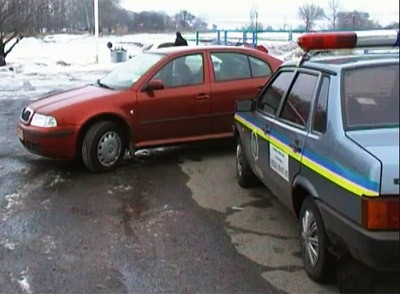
[17,45,282,172]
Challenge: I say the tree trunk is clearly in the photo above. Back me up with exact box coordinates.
[0,40,6,66]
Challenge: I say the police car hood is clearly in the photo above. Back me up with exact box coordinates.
[347,128,399,195]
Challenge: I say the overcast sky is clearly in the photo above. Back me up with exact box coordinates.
[121,0,399,29]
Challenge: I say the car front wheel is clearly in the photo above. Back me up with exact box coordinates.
[299,196,333,283]
[81,121,125,172]
[236,137,257,188]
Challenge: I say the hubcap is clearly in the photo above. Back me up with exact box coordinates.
[236,143,243,177]
[97,131,122,167]
[301,209,319,268]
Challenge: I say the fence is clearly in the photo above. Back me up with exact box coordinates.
[193,28,394,47]
[193,29,305,47]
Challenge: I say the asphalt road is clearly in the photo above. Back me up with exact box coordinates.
[0,97,398,294]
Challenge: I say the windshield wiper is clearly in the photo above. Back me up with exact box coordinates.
[96,79,114,90]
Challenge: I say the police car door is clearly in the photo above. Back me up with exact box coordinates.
[254,70,295,188]
[268,71,320,208]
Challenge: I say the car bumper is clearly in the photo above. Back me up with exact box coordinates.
[318,200,399,272]
[17,122,78,160]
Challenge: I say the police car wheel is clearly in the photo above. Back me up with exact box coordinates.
[299,197,332,283]
[236,138,257,188]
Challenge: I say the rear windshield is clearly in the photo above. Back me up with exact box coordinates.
[343,64,399,129]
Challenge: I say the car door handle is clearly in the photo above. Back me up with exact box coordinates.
[262,125,270,134]
[196,93,209,100]
[289,140,302,153]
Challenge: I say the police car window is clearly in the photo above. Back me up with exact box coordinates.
[343,64,399,129]
[211,52,251,81]
[280,73,318,128]
[249,56,272,77]
[257,71,294,115]
[312,76,330,133]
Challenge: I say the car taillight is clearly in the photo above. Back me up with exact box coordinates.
[362,197,399,230]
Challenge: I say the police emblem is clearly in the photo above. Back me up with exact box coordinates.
[251,129,259,160]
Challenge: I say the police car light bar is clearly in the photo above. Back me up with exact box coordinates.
[297,30,400,51]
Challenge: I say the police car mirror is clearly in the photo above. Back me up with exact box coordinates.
[236,98,254,112]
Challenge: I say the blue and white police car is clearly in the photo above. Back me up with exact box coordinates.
[234,30,399,283]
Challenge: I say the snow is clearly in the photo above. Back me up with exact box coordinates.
[0,33,301,101]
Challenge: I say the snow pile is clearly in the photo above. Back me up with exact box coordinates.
[264,41,304,61]
[0,33,300,101]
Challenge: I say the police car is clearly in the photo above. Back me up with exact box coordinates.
[234,30,399,283]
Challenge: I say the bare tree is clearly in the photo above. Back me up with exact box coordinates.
[0,0,48,66]
[249,5,258,30]
[298,3,325,31]
[337,11,381,30]
[326,0,340,29]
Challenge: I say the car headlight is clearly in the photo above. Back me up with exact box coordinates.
[30,113,58,128]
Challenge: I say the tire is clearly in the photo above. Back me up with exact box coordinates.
[236,137,258,188]
[299,196,333,283]
[81,121,125,172]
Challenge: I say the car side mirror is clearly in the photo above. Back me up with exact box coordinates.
[236,98,255,112]
[142,79,165,92]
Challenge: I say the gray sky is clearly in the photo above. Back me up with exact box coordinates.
[121,0,399,29]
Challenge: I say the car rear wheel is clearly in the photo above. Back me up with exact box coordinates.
[81,121,125,172]
[299,196,333,283]
[236,137,257,188]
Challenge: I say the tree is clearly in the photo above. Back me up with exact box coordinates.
[383,22,399,29]
[326,0,340,29]
[336,11,381,30]
[174,10,196,29]
[249,5,258,30]
[298,4,325,31]
[0,0,48,66]
[192,18,208,31]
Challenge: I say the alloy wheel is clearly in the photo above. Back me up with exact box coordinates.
[236,143,243,177]
[301,209,320,268]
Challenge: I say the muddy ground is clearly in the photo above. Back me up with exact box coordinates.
[0,97,398,293]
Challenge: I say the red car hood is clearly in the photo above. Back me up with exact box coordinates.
[29,85,115,113]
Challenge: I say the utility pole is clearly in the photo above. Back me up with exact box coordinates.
[255,12,258,47]
[94,0,99,64]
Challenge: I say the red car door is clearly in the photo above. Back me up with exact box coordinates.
[209,51,275,135]
[135,53,211,147]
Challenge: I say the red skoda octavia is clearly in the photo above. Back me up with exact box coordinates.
[17,45,282,172]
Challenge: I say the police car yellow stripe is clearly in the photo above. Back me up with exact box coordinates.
[234,114,379,197]
[269,135,302,162]
[235,114,268,141]
[300,155,378,197]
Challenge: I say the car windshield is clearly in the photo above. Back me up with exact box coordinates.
[99,52,164,90]
[343,63,399,130]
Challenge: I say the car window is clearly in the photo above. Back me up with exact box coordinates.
[249,56,272,77]
[211,52,251,82]
[153,54,204,88]
[185,54,203,75]
[257,71,295,116]
[279,73,318,128]
[343,64,399,129]
[312,76,330,134]
[157,42,175,48]
[100,52,164,90]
